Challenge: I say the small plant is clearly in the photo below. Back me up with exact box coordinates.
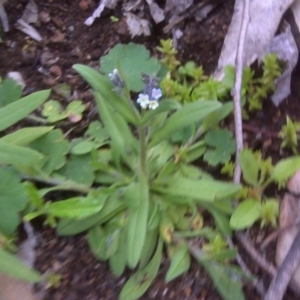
[42,99,86,123]
[21,43,244,300]
[230,149,300,230]
[157,40,282,115]
[279,115,300,154]
[0,42,286,300]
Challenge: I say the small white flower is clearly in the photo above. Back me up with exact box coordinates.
[148,100,159,110]
[151,88,162,100]
[137,93,150,109]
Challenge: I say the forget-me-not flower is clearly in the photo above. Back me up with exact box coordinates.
[151,88,162,100]
[137,93,150,109]
[148,100,159,110]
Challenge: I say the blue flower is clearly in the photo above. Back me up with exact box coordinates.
[151,88,162,100]
[137,93,150,109]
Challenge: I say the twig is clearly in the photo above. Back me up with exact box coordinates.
[236,231,276,276]
[231,0,249,183]
[229,0,274,296]
[261,218,300,250]
[264,231,300,300]
[0,1,9,32]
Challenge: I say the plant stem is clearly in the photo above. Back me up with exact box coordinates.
[22,174,92,194]
[138,111,147,175]
[26,114,49,124]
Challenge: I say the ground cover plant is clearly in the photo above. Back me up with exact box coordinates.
[1,40,300,300]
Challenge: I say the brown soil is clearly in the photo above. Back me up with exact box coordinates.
[1,0,300,299]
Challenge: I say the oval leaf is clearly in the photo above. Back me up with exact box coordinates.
[230,199,261,230]
[47,196,105,219]
[271,156,300,185]
[240,149,259,186]
[71,140,96,155]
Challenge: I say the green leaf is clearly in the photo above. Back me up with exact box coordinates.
[230,199,261,230]
[85,121,109,144]
[0,127,54,146]
[0,141,44,167]
[66,100,86,122]
[53,83,71,99]
[29,129,70,175]
[199,259,246,300]
[94,92,137,162]
[88,225,107,260]
[47,195,106,219]
[71,141,96,155]
[58,153,95,186]
[165,243,190,283]
[240,149,259,186]
[73,64,139,124]
[208,208,232,237]
[141,99,182,125]
[57,191,125,235]
[201,102,233,132]
[0,78,22,108]
[270,156,300,185]
[157,175,240,202]
[100,43,161,92]
[125,178,149,269]
[0,166,28,235]
[24,181,44,209]
[89,221,122,261]
[42,100,66,122]
[139,229,159,268]
[185,140,206,163]
[204,129,236,167]
[0,90,50,131]
[109,228,127,276]
[120,239,163,300]
[0,248,41,283]
[149,101,222,147]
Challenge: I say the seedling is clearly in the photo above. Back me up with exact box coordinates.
[279,115,300,154]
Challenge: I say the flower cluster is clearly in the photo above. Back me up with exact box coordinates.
[137,88,162,110]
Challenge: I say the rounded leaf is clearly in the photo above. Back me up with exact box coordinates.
[230,199,261,230]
